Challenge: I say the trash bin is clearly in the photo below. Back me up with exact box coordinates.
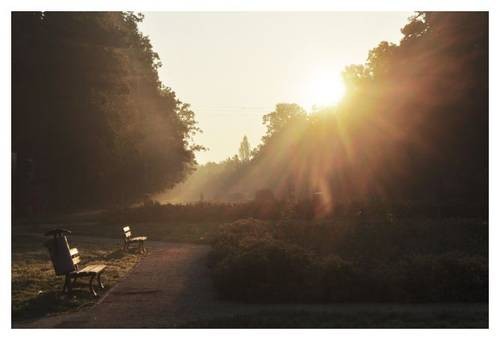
[44,228,74,275]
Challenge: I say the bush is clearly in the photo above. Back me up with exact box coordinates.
[209,218,273,266]
[318,255,358,302]
[101,199,487,225]
[401,252,488,302]
[213,237,314,301]
[210,218,488,303]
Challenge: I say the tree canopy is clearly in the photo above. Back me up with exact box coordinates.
[159,12,487,217]
[12,12,202,214]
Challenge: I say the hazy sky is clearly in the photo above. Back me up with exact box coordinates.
[139,12,413,164]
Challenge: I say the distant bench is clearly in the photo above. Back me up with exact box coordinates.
[122,226,148,253]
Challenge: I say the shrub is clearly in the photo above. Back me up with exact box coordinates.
[210,218,488,304]
[401,252,488,302]
[318,255,358,302]
[212,236,314,302]
[209,218,273,266]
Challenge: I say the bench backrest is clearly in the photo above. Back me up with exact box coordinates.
[45,236,79,275]
[123,226,132,240]
[70,247,80,270]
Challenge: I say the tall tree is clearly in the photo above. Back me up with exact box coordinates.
[238,136,251,162]
[12,12,202,214]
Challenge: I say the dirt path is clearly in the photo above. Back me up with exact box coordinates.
[21,242,488,328]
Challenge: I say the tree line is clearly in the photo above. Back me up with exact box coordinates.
[160,12,488,217]
[12,12,202,215]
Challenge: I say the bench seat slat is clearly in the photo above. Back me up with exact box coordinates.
[129,236,147,242]
[76,264,106,274]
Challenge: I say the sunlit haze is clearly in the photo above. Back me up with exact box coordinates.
[139,12,412,164]
[11,12,490,322]
[301,70,346,109]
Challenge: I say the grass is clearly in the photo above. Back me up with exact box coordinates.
[12,232,141,323]
[13,220,219,244]
[182,304,488,328]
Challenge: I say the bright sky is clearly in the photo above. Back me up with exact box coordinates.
[139,12,412,164]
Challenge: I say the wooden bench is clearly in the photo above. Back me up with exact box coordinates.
[44,229,106,296]
[122,226,147,253]
[62,248,106,296]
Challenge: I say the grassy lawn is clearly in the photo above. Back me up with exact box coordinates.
[12,232,141,323]
[13,220,219,244]
[182,304,488,328]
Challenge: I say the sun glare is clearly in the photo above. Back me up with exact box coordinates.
[302,72,346,110]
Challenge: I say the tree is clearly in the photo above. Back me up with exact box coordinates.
[261,103,307,142]
[156,12,488,217]
[238,136,251,162]
[12,12,202,214]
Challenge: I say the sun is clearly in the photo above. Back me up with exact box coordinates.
[301,72,346,110]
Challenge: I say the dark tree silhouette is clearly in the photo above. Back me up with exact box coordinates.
[12,12,202,214]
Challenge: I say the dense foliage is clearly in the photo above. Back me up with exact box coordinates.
[210,218,487,303]
[12,12,201,214]
[161,12,487,219]
[103,196,485,225]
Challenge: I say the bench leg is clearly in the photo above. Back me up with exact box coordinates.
[97,272,105,289]
[140,241,145,254]
[67,280,73,294]
[89,273,97,297]
[63,274,70,293]
[63,274,75,294]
